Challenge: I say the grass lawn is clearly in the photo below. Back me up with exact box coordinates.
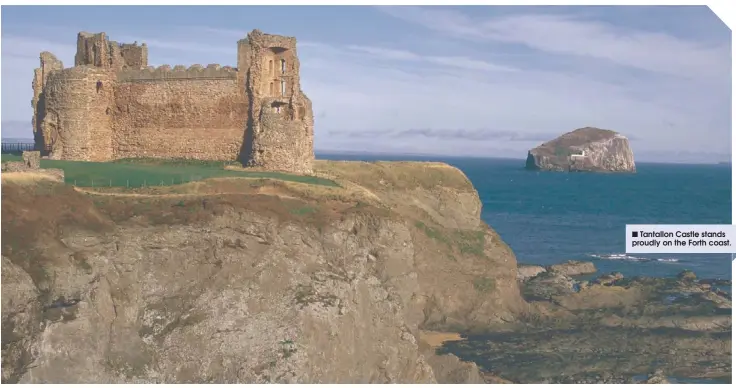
[1,154,21,161]
[1,155,338,188]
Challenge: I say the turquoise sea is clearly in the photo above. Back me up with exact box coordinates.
[319,153,732,281]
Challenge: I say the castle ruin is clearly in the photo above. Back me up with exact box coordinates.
[31,29,314,174]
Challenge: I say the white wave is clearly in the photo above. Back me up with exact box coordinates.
[589,253,648,261]
[656,258,680,263]
[588,254,679,263]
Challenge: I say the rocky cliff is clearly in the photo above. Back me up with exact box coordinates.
[525,127,636,173]
[1,161,526,383]
[2,160,730,383]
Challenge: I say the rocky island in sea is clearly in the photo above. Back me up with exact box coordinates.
[525,127,637,173]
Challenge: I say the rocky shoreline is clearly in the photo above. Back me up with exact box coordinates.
[439,261,732,384]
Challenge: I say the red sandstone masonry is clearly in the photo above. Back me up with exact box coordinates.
[117,64,238,82]
[75,31,148,71]
[32,29,314,173]
[113,77,245,160]
[240,30,314,174]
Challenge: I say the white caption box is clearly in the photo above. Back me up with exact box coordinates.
[626,224,736,254]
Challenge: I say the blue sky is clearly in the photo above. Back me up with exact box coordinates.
[1,5,731,162]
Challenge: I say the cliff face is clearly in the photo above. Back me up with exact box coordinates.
[525,127,636,173]
[1,161,526,383]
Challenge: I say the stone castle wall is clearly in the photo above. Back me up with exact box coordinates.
[31,29,314,173]
[113,66,246,160]
[117,64,237,82]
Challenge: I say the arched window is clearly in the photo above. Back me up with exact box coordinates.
[281,59,286,74]
[281,80,286,96]
[269,82,274,96]
[268,60,273,76]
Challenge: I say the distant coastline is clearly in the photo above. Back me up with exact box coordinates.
[1,138,34,144]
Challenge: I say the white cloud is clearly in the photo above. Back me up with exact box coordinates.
[1,36,75,63]
[425,55,517,72]
[347,45,420,61]
[187,26,248,39]
[376,6,730,83]
[480,13,729,81]
[118,36,233,56]
[345,44,518,72]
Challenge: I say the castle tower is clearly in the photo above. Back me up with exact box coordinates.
[40,67,114,161]
[75,31,148,70]
[240,29,314,174]
[75,32,110,68]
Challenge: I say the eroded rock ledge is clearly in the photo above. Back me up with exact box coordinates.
[454,264,733,383]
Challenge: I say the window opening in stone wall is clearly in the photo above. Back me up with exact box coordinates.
[270,82,274,96]
[271,101,284,114]
[281,80,286,96]
[96,81,103,93]
[281,59,286,74]
[268,60,273,76]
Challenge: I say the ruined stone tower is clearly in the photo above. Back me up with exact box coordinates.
[74,32,148,70]
[238,30,314,174]
[31,29,314,174]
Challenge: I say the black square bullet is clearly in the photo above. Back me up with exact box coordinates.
[632,231,638,238]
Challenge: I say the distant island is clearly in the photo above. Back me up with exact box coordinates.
[525,127,636,173]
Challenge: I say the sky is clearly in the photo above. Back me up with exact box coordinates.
[1,5,731,163]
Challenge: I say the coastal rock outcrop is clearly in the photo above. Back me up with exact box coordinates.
[442,270,732,383]
[525,127,636,173]
[1,151,65,182]
[642,369,671,384]
[517,264,546,281]
[547,260,596,277]
[522,272,578,300]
